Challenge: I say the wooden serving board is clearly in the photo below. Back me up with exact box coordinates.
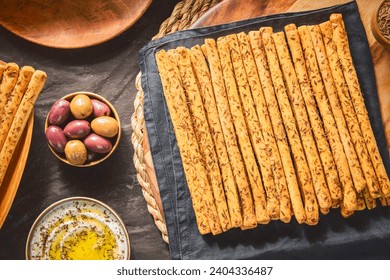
[143,0,390,221]
[0,0,152,49]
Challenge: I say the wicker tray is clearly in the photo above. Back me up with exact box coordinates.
[131,0,223,243]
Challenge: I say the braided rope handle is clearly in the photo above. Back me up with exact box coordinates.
[131,0,223,244]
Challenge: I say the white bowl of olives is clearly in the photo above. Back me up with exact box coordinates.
[45,91,121,167]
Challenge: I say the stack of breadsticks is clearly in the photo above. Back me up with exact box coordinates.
[155,14,390,235]
[0,61,47,188]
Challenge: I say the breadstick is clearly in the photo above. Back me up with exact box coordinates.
[156,50,218,234]
[217,36,270,225]
[356,191,366,211]
[272,31,331,214]
[226,34,281,221]
[330,14,390,197]
[309,25,358,212]
[0,70,46,188]
[261,28,319,225]
[362,187,376,210]
[0,63,19,118]
[175,47,232,232]
[203,38,257,229]
[236,32,293,223]
[190,45,242,228]
[300,25,356,211]
[320,21,380,199]
[0,66,35,151]
[285,24,342,207]
[249,30,306,224]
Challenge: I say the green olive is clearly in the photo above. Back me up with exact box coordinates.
[64,140,87,165]
[70,94,93,119]
[91,116,119,138]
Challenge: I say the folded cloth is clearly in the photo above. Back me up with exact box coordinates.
[139,0,390,259]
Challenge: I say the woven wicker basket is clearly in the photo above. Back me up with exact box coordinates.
[131,0,223,244]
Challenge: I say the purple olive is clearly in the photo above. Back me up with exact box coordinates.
[48,99,70,125]
[63,120,91,139]
[46,125,67,153]
[91,99,111,117]
[83,133,112,154]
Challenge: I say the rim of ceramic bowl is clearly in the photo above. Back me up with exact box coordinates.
[25,196,131,260]
[45,91,121,167]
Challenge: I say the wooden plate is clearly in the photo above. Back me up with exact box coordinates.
[0,0,152,49]
[0,113,34,228]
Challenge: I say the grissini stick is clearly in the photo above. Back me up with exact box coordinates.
[190,45,242,228]
[175,47,231,232]
[217,36,270,225]
[203,39,257,229]
[285,24,341,208]
[330,14,390,198]
[261,27,319,225]
[156,50,214,235]
[249,29,306,224]
[309,24,358,212]
[0,66,35,151]
[320,21,380,200]
[0,70,46,188]
[273,30,331,214]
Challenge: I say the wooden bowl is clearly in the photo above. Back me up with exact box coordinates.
[371,0,390,49]
[45,92,121,167]
[0,0,152,49]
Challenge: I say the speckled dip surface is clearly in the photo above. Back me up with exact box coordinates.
[26,197,130,260]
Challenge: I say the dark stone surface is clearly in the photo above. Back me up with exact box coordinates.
[0,0,179,260]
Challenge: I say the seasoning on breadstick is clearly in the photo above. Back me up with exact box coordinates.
[330,14,390,197]
[156,50,220,235]
[249,29,306,224]
[272,30,331,214]
[320,21,380,199]
[261,27,319,225]
[0,66,35,151]
[0,70,46,188]
[217,36,270,225]
[285,24,342,207]
[167,49,224,235]
[300,25,356,211]
[236,31,293,223]
[190,45,242,228]
[308,24,358,212]
[203,38,257,229]
[362,187,376,210]
[226,33,281,221]
[175,46,232,232]
[0,63,19,119]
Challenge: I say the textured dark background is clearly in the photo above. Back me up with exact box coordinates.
[0,0,182,260]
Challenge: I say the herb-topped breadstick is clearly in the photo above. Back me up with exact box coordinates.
[308,24,358,212]
[0,70,46,188]
[261,27,319,225]
[190,45,242,228]
[0,66,35,151]
[0,63,19,121]
[273,30,331,214]
[175,47,232,232]
[236,31,293,223]
[285,24,341,208]
[330,14,390,198]
[299,25,354,210]
[227,34,282,221]
[156,50,214,235]
[217,36,270,225]
[320,21,380,200]
[203,38,257,229]
[249,29,306,224]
